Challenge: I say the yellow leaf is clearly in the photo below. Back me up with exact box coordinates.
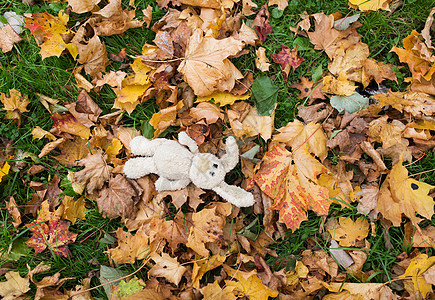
[377,159,435,227]
[192,254,227,288]
[327,217,369,247]
[325,282,396,300]
[197,92,250,106]
[398,254,435,298]
[0,161,10,183]
[322,74,356,96]
[224,265,279,300]
[105,138,123,161]
[31,126,56,141]
[1,89,29,120]
[108,227,151,264]
[349,0,391,11]
[58,196,87,224]
[200,281,236,300]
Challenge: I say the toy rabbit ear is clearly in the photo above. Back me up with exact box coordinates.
[212,182,255,207]
[220,136,239,172]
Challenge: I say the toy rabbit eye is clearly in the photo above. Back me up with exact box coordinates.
[212,163,218,168]
[209,171,215,176]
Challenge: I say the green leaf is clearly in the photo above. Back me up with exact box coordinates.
[292,37,313,51]
[271,8,284,18]
[311,64,323,83]
[112,277,145,298]
[141,121,155,139]
[330,92,369,114]
[99,265,127,298]
[251,76,279,116]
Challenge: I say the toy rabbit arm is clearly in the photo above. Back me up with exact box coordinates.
[178,131,199,154]
[212,181,255,207]
[220,136,239,172]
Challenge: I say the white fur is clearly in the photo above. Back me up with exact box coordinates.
[123,133,255,208]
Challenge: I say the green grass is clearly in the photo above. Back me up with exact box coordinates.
[0,0,434,298]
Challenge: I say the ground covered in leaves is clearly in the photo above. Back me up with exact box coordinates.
[1,0,435,299]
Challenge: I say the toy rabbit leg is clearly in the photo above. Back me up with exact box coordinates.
[155,177,190,191]
[130,136,166,156]
[124,157,157,179]
[212,181,255,207]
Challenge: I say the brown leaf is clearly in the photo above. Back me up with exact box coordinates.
[55,137,96,167]
[68,0,101,13]
[65,90,102,128]
[108,227,151,264]
[7,196,21,228]
[1,89,29,121]
[0,271,30,299]
[252,3,273,42]
[51,113,91,139]
[97,174,139,219]
[74,152,113,194]
[297,103,331,124]
[149,252,187,285]
[255,47,270,72]
[0,24,22,53]
[291,77,325,104]
[190,102,224,124]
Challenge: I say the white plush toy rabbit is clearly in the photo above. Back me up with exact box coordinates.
[123,132,255,207]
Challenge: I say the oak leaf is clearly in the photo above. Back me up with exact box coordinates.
[254,143,331,231]
[149,252,187,285]
[178,29,244,96]
[0,24,22,53]
[74,152,113,194]
[224,265,279,299]
[25,218,77,257]
[0,271,30,300]
[108,227,150,264]
[327,217,369,247]
[377,159,434,227]
[97,174,139,219]
[271,45,305,81]
[25,11,78,59]
[1,89,29,121]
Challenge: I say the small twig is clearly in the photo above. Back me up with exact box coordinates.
[409,168,435,177]
[404,153,426,167]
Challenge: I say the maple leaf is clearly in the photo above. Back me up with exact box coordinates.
[107,227,150,264]
[97,174,139,219]
[68,0,101,13]
[149,252,187,285]
[291,77,326,103]
[269,0,288,10]
[327,217,369,247]
[254,143,331,231]
[25,218,78,257]
[74,152,113,194]
[0,24,22,53]
[322,74,356,96]
[186,206,229,256]
[192,254,226,288]
[54,137,96,167]
[178,29,244,96]
[327,282,397,299]
[25,11,78,59]
[0,271,30,300]
[349,0,391,11]
[57,196,87,225]
[271,45,305,81]
[361,58,398,86]
[150,210,190,250]
[398,254,435,298]
[150,101,184,138]
[302,249,338,277]
[190,102,225,124]
[200,281,236,300]
[197,92,250,107]
[0,89,29,121]
[51,113,91,140]
[372,91,435,118]
[377,159,434,228]
[252,3,273,42]
[224,265,279,299]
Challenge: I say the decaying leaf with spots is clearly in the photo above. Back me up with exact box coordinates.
[291,77,325,104]
[186,205,230,256]
[25,218,78,257]
[254,143,331,231]
[327,217,369,247]
[271,45,305,81]
[149,252,187,285]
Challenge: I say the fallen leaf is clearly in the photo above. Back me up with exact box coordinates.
[197,92,250,107]
[291,77,326,104]
[0,161,10,183]
[190,102,224,124]
[51,113,91,140]
[254,143,331,231]
[372,91,435,118]
[327,217,369,247]
[252,3,273,42]
[0,24,22,53]
[361,58,398,86]
[25,218,78,257]
[54,137,96,167]
[68,0,101,13]
[26,11,78,59]
[7,196,21,228]
[330,92,369,114]
[366,115,405,149]
[397,253,435,298]
[192,254,226,288]
[326,282,397,299]
[74,152,113,194]
[251,76,279,116]
[255,47,271,72]
[0,271,30,300]
[302,249,339,277]
[322,74,356,96]
[224,265,279,299]
[32,126,56,141]
[97,174,139,219]
[271,45,305,81]
[349,0,392,11]
[178,29,244,96]
[1,89,29,121]
[377,159,434,227]
[149,252,187,285]
[269,0,288,10]
[200,281,236,300]
[57,196,87,224]
[107,227,151,264]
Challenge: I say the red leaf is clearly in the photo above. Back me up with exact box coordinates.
[271,45,305,81]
